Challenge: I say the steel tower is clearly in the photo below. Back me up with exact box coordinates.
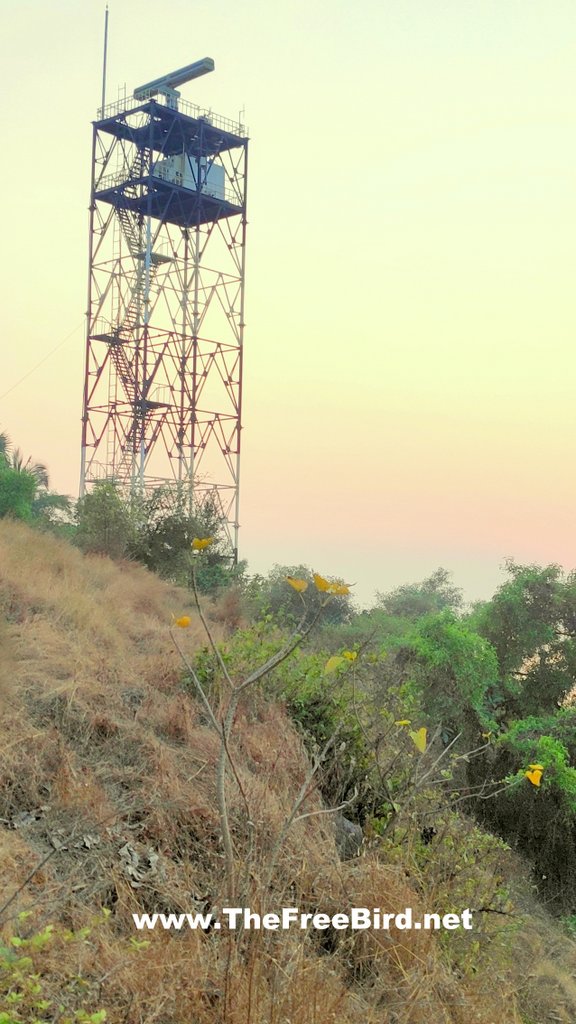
[80,59,248,557]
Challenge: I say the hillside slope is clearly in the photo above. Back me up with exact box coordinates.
[1,521,576,1024]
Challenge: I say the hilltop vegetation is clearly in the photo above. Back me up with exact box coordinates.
[2,434,576,1020]
[1,521,576,1023]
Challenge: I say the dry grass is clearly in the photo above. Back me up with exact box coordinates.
[0,520,208,692]
[1,520,575,1023]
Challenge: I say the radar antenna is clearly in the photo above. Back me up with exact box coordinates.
[133,58,215,108]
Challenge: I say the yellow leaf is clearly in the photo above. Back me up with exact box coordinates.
[342,650,357,661]
[174,615,191,628]
[285,576,308,593]
[324,656,346,675]
[395,719,411,727]
[525,769,543,787]
[191,537,213,551]
[313,573,332,593]
[409,727,427,753]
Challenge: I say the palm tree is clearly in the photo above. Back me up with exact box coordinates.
[0,431,71,523]
[7,448,49,488]
[1,431,48,484]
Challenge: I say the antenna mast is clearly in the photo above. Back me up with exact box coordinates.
[101,5,109,114]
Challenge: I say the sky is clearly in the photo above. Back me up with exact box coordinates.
[1,0,576,608]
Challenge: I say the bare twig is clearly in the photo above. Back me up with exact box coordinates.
[262,728,342,894]
[189,561,235,690]
[174,567,344,908]
[292,790,358,825]
[170,627,221,735]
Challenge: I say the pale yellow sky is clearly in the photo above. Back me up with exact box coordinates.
[1,0,575,605]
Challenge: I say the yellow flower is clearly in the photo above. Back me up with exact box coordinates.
[528,763,544,771]
[525,768,543,787]
[342,650,357,661]
[395,719,411,727]
[285,576,308,593]
[313,574,353,595]
[174,615,191,628]
[324,656,346,675]
[313,573,332,593]
[330,582,351,596]
[191,537,213,551]
[409,727,427,753]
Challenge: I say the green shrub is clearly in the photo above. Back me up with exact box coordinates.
[390,611,499,741]
[75,481,133,559]
[0,914,110,1024]
[474,711,576,908]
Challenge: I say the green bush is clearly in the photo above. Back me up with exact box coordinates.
[473,709,576,908]
[390,611,499,741]
[76,482,241,594]
[0,914,110,1024]
[75,481,133,559]
[243,564,353,628]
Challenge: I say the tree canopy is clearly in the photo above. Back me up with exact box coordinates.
[375,568,463,620]
[474,560,576,715]
[0,432,71,526]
